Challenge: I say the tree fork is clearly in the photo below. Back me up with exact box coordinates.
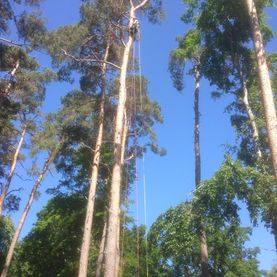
[245,0,277,183]
[78,42,110,277]
[0,126,26,216]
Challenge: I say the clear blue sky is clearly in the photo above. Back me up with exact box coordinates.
[8,0,277,272]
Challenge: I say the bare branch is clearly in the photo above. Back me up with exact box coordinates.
[61,48,121,70]
[0,37,23,47]
[134,0,149,11]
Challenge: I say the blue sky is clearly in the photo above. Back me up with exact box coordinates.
[7,0,277,272]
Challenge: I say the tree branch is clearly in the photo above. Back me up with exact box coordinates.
[0,37,23,47]
[61,48,121,70]
[134,0,149,11]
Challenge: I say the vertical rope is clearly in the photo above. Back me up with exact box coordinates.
[138,37,149,277]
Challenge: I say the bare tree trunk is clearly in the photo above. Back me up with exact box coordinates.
[0,127,26,216]
[245,0,277,182]
[0,148,59,277]
[241,81,262,158]
[95,221,108,277]
[103,2,148,275]
[117,112,129,277]
[78,43,110,277]
[194,63,209,277]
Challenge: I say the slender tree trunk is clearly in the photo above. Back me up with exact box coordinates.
[103,2,148,275]
[0,127,26,216]
[0,148,59,277]
[78,43,110,277]
[95,221,108,277]
[194,63,209,277]
[241,80,262,158]
[245,0,277,183]
[4,60,20,95]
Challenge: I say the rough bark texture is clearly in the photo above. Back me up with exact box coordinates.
[0,148,59,277]
[0,127,26,216]
[245,0,277,182]
[78,43,110,277]
[194,64,209,277]
[95,221,107,277]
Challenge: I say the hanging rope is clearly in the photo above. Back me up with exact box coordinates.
[138,37,150,277]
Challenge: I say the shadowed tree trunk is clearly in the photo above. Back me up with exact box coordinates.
[78,42,110,277]
[193,62,209,277]
[0,146,59,277]
[0,127,26,216]
[245,0,277,182]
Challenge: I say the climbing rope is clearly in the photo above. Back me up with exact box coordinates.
[138,37,150,277]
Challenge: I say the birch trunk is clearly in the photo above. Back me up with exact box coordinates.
[245,0,277,183]
[78,43,110,277]
[0,127,26,216]
[0,148,59,277]
[194,64,209,277]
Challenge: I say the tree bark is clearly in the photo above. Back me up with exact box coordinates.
[103,6,144,277]
[95,221,108,277]
[194,63,209,277]
[78,43,110,277]
[241,80,262,158]
[0,127,26,216]
[0,147,59,277]
[245,0,277,182]
[4,60,20,95]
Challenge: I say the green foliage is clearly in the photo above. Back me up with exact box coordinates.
[169,29,201,91]
[148,200,261,276]
[11,194,87,277]
[0,216,14,269]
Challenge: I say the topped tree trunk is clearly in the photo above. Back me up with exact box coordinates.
[194,62,209,277]
[103,1,149,276]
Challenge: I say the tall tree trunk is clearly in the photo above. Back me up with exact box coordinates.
[245,0,277,182]
[0,127,26,216]
[103,2,148,275]
[0,147,59,277]
[78,42,110,277]
[117,111,129,277]
[95,220,108,277]
[194,63,209,277]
